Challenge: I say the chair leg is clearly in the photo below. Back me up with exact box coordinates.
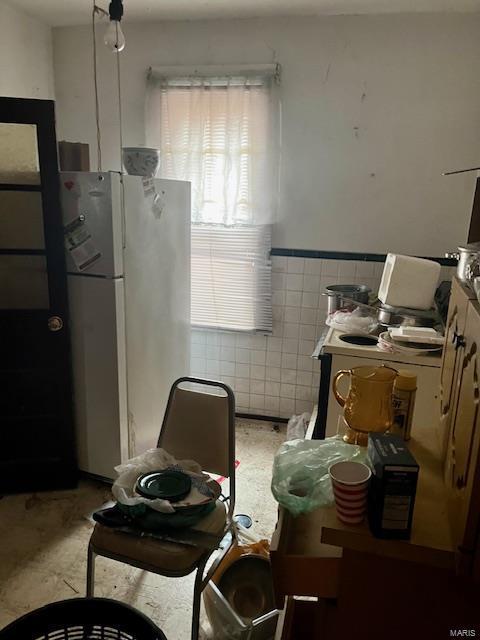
[191,559,207,640]
[86,543,96,597]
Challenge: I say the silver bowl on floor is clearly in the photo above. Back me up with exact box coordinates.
[217,554,275,623]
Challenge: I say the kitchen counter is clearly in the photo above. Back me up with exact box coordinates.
[277,421,453,570]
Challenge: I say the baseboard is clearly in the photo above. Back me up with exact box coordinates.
[78,470,113,485]
[236,412,288,424]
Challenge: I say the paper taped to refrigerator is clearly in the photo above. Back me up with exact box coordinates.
[142,177,165,219]
[64,217,102,271]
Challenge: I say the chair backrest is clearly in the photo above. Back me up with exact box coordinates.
[158,377,235,479]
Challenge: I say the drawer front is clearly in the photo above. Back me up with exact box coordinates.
[270,508,341,608]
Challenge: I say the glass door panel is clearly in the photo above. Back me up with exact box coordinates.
[0,191,45,249]
[0,255,49,309]
[0,123,40,185]
[0,121,48,309]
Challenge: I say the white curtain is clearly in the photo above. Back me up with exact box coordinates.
[146,71,278,332]
[146,74,277,226]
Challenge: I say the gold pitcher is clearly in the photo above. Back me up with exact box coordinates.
[333,365,398,445]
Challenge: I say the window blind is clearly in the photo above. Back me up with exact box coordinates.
[191,225,272,332]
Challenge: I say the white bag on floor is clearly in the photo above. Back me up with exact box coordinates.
[286,412,310,440]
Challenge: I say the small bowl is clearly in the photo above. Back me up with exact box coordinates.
[122,147,160,177]
[135,470,192,502]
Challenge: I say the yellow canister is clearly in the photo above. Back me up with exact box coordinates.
[391,370,417,440]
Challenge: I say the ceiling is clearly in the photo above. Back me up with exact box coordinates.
[7,0,480,26]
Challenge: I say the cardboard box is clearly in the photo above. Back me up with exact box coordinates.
[367,434,419,539]
[58,141,90,171]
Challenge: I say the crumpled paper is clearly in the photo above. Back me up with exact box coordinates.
[112,447,210,514]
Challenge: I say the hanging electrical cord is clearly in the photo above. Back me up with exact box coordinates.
[91,0,125,173]
[115,24,124,171]
[92,3,107,171]
[103,0,126,172]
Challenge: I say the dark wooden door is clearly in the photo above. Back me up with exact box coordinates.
[0,97,76,493]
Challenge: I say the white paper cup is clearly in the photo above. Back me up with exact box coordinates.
[328,460,372,524]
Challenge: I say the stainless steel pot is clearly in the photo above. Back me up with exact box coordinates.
[445,243,480,282]
[377,304,436,328]
[325,284,371,315]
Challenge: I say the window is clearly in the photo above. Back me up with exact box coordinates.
[146,69,278,332]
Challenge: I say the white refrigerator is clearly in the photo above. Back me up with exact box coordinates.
[60,171,191,480]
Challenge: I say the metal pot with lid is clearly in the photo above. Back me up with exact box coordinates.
[445,243,480,283]
[325,284,371,315]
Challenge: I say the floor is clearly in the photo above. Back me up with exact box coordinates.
[0,419,286,638]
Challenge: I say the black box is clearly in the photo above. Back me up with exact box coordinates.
[367,434,419,539]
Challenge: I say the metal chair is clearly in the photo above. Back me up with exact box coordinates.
[86,377,236,640]
[0,597,167,640]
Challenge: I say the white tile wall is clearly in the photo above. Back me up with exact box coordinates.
[190,256,456,419]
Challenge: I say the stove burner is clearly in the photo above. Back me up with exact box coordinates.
[339,334,378,346]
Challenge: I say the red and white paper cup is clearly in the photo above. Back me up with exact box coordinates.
[328,460,372,525]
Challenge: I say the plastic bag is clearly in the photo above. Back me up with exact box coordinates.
[203,524,277,640]
[203,580,245,640]
[203,581,278,640]
[271,436,367,516]
[286,412,310,440]
[326,307,377,335]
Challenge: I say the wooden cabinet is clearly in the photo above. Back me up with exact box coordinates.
[271,411,479,638]
[439,277,475,457]
[271,291,480,637]
[444,299,480,570]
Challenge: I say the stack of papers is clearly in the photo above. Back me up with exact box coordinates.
[388,326,444,345]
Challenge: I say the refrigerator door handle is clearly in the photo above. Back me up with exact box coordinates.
[120,175,127,250]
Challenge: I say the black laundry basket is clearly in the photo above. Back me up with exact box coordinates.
[0,597,167,640]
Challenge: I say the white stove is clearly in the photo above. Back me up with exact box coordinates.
[312,328,442,439]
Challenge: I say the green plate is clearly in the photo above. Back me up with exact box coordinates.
[136,470,192,502]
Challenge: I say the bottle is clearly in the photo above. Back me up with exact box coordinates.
[391,370,417,440]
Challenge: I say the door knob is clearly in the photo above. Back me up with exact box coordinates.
[48,316,63,332]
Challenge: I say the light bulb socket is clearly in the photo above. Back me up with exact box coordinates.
[108,0,123,22]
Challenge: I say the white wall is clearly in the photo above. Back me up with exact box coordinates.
[52,14,471,419]
[0,1,54,99]
[53,13,480,256]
